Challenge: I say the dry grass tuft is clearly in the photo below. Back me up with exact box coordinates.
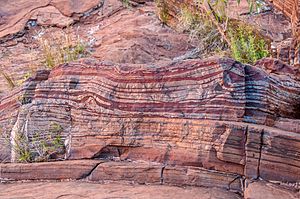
[36,29,90,69]
[1,71,16,89]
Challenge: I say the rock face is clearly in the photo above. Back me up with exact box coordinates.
[0,0,300,198]
[270,0,300,38]
[0,160,101,180]
[0,0,101,38]
[0,58,299,193]
[162,0,300,66]
[0,181,242,199]
[0,0,193,95]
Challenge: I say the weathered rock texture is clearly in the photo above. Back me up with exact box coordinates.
[0,160,101,180]
[0,0,101,38]
[0,58,299,192]
[163,0,300,66]
[0,181,242,199]
[0,1,300,198]
[0,0,194,95]
[270,0,300,38]
[244,180,300,199]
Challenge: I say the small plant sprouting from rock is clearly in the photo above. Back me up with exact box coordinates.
[176,2,270,63]
[0,127,32,163]
[37,29,90,69]
[228,24,269,64]
[121,0,131,8]
[31,122,65,162]
[1,71,16,89]
[0,122,65,163]
[14,133,32,163]
[16,71,32,86]
[178,6,227,57]
[155,0,170,25]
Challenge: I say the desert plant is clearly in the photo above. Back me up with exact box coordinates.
[37,30,89,69]
[1,71,16,89]
[178,6,227,57]
[15,134,33,162]
[0,128,32,162]
[31,122,65,162]
[155,0,170,24]
[1,122,65,163]
[176,1,270,63]
[8,131,33,163]
[121,0,131,7]
[16,71,32,86]
[191,0,268,49]
[228,24,269,64]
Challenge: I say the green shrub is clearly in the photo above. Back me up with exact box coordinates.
[0,122,65,163]
[228,24,269,64]
[121,0,130,8]
[31,122,65,162]
[12,132,33,163]
[155,0,170,24]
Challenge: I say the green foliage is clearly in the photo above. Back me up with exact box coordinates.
[155,0,170,24]
[177,2,270,62]
[0,126,32,162]
[178,6,227,57]
[50,122,64,134]
[16,71,32,86]
[39,31,89,69]
[121,0,131,8]
[228,24,269,64]
[179,6,200,30]
[13,133,33,163]
[31,122,65,162]
[0,122,65,163]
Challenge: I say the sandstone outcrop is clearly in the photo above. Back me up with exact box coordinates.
[0,58,299,197]
[0,0,194,95]
[0,160,102,180]
[0,0,300,198]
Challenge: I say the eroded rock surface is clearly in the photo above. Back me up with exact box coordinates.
[0,58,299,193]
[244,180,300,199]
[0,181,242,199]
[0,0,101,38]
[0,0,193,95]
[0,0,300,198]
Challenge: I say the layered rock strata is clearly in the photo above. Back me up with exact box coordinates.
[0,58,299,191]
[0,0,194,95]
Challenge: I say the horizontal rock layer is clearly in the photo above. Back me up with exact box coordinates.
[1,160,299,199]
[0,58,299,186]
[0,160,241,192]
[0,160,101,180]
[0,181,242,199]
